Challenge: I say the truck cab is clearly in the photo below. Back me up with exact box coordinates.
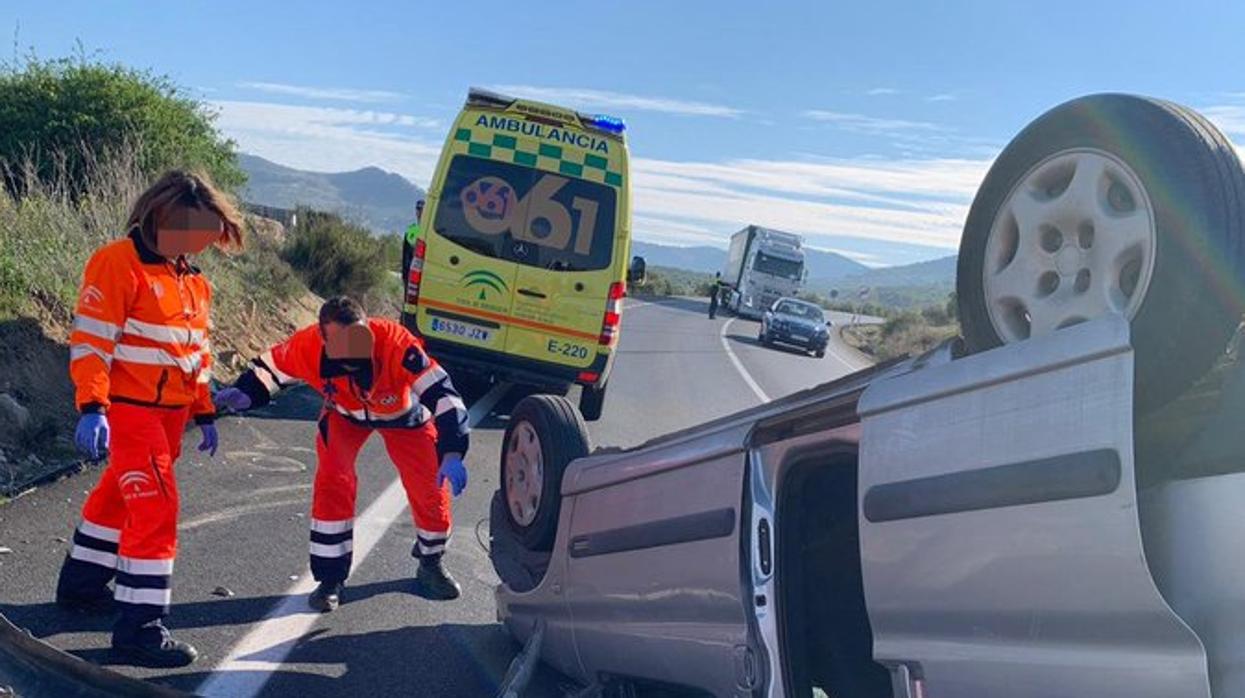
[723,225,806,319]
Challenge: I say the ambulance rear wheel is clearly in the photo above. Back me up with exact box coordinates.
[579,382,608,421]
[501,395,591,551]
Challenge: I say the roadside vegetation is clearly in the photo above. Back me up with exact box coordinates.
[841,294,961,361]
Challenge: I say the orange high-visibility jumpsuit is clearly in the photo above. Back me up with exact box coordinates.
[56,230,215,637]
[232,318,469,583]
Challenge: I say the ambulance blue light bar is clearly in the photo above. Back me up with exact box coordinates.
[586,114,626,135]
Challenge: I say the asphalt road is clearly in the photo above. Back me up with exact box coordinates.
[0,296,869,697]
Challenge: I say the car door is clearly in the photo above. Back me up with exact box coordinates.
[559,421,760,697]
[417,154,526,352]
[857,316,1210,698]
[505,169,618,371]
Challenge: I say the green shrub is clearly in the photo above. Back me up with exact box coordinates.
[0,54,244,196]
[282,209,386,300]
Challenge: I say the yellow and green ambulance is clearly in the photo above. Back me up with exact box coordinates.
[402,88,632,420]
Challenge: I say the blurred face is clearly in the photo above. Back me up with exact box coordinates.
[156,205,223,257]
[416,201,425,223]
[321,320,373,360]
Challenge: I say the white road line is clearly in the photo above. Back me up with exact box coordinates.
[720,319,771,403]
[197,383,510,698]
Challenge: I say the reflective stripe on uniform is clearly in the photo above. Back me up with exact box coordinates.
[115,585,172,606]
[73,315,121,342]
[258,350,298,386]
[310,518,353,534]
[79,520,121,542]
[70,343,113,366]
[416,527,449,556]
[412,366,449,394]
[70,545,117,568]
[117,556,175,576]
[114,345,201,373]
[122,318,206,345]
[309,539,354,558]
[330,401,430,424]
[435,395,466,417]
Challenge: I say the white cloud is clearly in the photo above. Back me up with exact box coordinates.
[867,87,900,96]
[927,93,957,102]
[237,81,407,104]
[801,109,945,134]
[212,100,443,183]
[631,155,988,254]
[488,85,743,118]
[213,99,990,265]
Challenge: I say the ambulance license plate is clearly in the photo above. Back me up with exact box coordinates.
[431,317,492,343]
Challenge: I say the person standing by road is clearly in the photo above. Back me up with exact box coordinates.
[401,198,426,317]
[708,271,721,319]
[55,171,242,668]
[215,296,470,612]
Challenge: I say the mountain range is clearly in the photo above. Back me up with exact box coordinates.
[238,153,957,292]
[239,154,425,234]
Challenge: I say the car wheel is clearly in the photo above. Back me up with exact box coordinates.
[957,94,1245,413]
[578,382,607,421]
[501,395,591,551]
[815,348,826,358]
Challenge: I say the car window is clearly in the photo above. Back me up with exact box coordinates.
[754,251,803,280]
[776,301,823,321]
[434,155,617,271]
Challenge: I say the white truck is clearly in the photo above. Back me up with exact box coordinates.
[721,225,806,319]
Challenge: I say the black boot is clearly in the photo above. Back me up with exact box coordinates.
[111,620,197,668]
[414,557,461,600]
[309,581,343,613]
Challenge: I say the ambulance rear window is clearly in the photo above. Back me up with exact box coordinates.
[434,156,616,272]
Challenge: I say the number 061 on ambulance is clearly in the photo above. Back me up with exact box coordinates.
[400,88,634,421]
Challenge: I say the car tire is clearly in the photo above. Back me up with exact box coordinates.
[578,381,607,421]
[500,395,591,551]
[815,348,826,358]
[957,94,1245,413]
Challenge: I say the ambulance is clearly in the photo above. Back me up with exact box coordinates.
[402,88,633,420]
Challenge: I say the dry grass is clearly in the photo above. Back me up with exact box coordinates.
[843,312,960,361]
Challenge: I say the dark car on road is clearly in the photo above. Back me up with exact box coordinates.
[759,297,831,357]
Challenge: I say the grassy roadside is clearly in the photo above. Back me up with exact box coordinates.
[841,309,960,361]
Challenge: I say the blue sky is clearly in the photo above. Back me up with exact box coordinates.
[5,1,1245,266]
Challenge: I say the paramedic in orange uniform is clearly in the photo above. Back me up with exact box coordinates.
[55,171,242,668]
[215,296,470,612]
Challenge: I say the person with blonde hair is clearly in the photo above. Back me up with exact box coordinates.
[55,170,242,667]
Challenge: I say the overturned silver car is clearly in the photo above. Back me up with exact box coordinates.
[490,94,1245,698]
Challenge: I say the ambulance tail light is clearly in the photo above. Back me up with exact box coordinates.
[405,238,427,307]
[598,282,625,346]
[577,371,600,385]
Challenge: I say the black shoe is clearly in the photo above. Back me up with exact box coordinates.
[111,623,197,668]
[414,559,461,600]
[309,581,343,612]
[55,588,114,615]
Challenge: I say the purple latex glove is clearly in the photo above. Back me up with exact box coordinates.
[437,453,467,497]
[215,387,252,413]
[198,423,219,457]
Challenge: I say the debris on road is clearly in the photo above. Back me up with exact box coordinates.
[212,586,235,598]
[0,547,12,555]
